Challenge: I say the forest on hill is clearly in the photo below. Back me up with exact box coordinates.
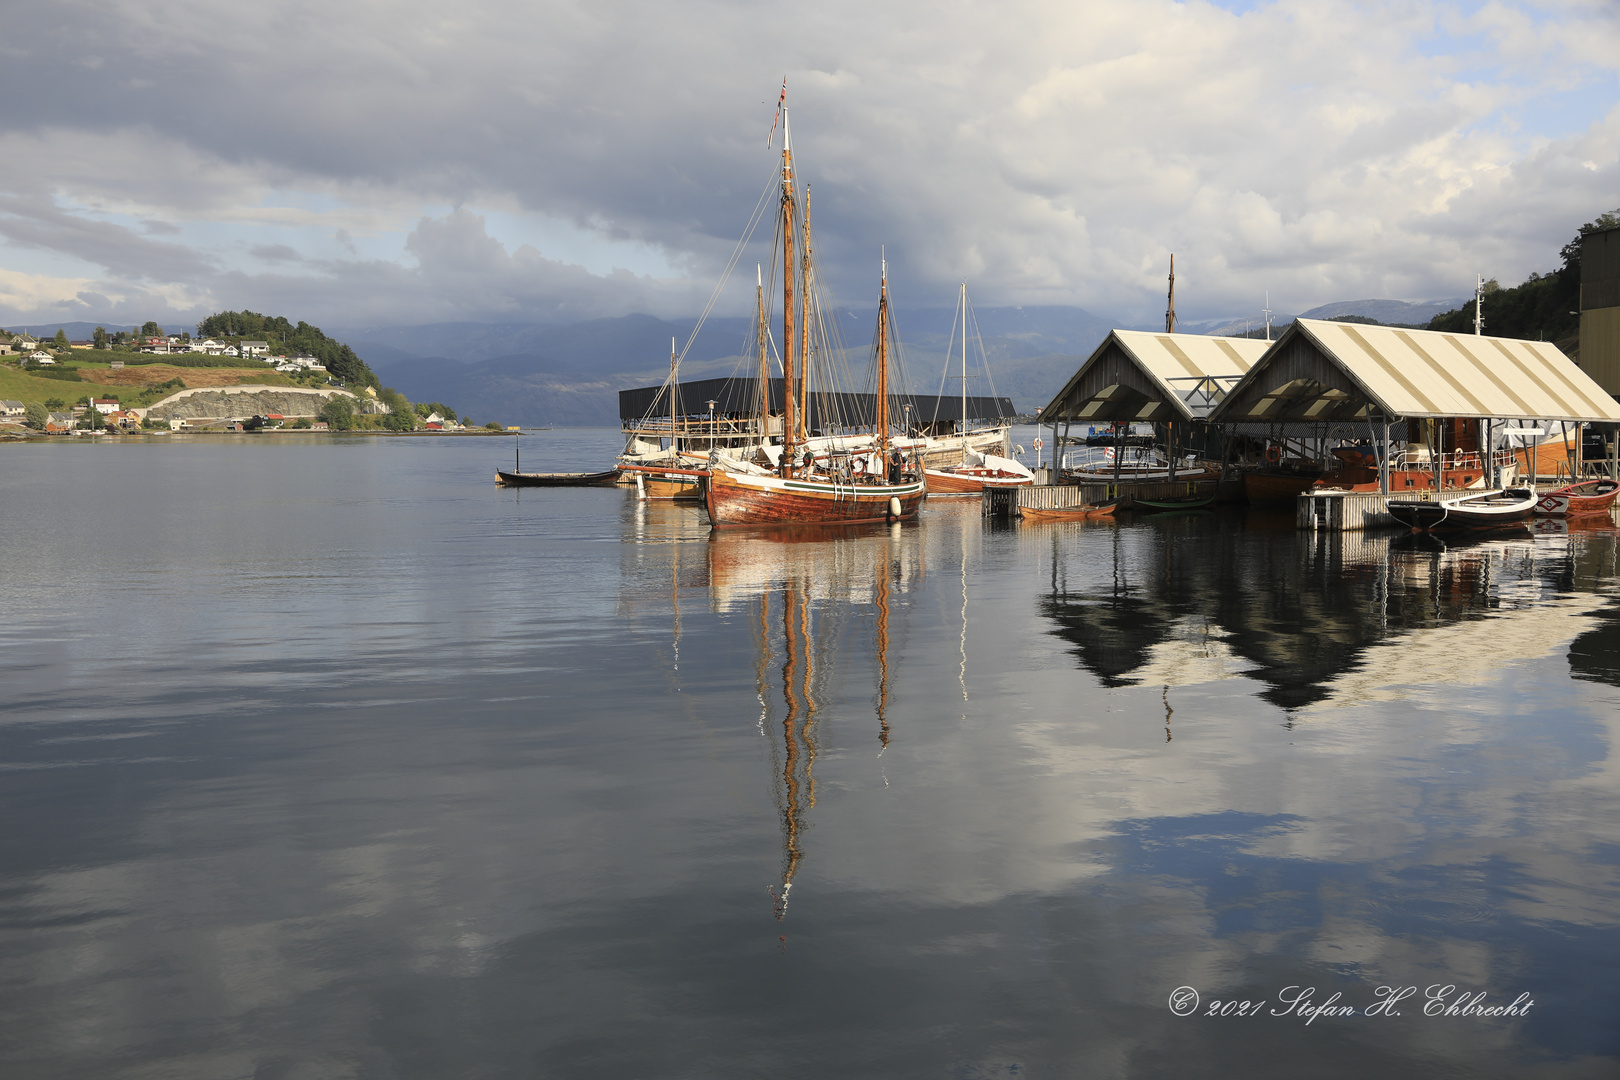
[1426,209,1620,355]
[196,311,379,388]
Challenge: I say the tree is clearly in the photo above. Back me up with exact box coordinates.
[24,402,48,429]
[319,396,355,430]
[83,403,103,430]
[53,328,69,350]
[92,326,107,350]
[44,397,64,410]
[140,320,163,338]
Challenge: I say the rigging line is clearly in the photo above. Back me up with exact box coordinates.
[676,166,779,366]
[932,287,964,428]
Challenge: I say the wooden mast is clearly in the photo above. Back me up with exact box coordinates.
[756,264,769,450]
[960,281,968,459]
[1165,254,1177,333]
[799,186,813,442]
[875,252,890,451]
[781,109,798,476]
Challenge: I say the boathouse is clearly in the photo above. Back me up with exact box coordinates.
[1035,330,1270,460]
[1206,318,1620,493]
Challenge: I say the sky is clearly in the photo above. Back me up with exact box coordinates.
[1,0,1617,333]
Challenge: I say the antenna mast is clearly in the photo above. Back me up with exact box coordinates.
[1263,291,1272,342]
[1474,274,1484,336]
[1165,254,1177,333]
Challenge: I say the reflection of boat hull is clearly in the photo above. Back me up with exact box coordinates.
[705,468,925,527]
[924,467,1034,495]
[1020,501,1117,521]
[496,469,620,487]
[1131,494,1215,512]
[1532,479,1619,518]
[1243,469,1323,503]
[1387,488,1536,531]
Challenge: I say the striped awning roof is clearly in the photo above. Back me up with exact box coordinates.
[1039,331,1270,422]
[1212,319,1620,423]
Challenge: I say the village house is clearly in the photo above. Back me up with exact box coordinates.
[91,398,120,415]
[46,413,75,433]
[69,340,94,349]
[239,341,269,357]
[29,351,55,364]
[0,400,24,418]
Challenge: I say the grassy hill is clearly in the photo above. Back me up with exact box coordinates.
[0,359,300,410]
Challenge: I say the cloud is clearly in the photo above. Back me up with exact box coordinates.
[0,0,1616,328]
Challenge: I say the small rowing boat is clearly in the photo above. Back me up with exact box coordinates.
[1531,478,1619,518]
[495,469,621,487]
[1387,487,1536,531]
[1019,500,1118,521]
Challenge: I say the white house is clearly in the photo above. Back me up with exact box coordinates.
[0,399,25,417]
[240,341,269,357]
[92,398,120,415]
[29,351,55,364]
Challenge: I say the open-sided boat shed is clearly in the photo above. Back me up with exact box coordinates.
[1039,330,1270,426]
[1035,330,1271,467]
[1206,318,1620,488]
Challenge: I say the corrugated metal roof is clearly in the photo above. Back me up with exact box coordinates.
[1276,320,1620,421]
[1040,331,1270,421]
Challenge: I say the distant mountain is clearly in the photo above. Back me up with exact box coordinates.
[340,305,1121,425]
[1297,298,1470,326]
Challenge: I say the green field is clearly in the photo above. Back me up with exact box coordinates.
[0,359,301,409]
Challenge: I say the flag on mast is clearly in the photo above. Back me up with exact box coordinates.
[766,77,787,147]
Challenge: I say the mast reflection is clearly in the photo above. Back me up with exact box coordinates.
[707,521,918,921]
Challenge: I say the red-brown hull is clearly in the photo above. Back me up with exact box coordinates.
[923,468,1034,495]
[1316,466,1493,493]
[1020,503,1117,521]
[1532,480,1619,518]
[1242,470,1323,503]
[705,469,926,527]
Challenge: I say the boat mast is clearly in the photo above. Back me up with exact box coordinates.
[1165,254,1177,333]
[781,109,798,475]
[756,264,769,448]
[670,336,679,453]
[960,281,968,448]
[876,251,890,452]
[799,185,813,442]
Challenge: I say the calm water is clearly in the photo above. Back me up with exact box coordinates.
[2,431,1618,1079]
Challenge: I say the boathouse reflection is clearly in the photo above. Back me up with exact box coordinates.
[1037,512,1620,708]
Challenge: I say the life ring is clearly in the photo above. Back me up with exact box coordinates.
[853,456,866,475]
[1265,445,1281,463]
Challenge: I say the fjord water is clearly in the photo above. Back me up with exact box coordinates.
[2,432,1618,1079]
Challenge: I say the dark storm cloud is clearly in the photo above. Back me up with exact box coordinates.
[0,0,1616,326]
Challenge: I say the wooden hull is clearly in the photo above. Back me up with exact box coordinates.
[924,467,1034,495]
[1317,466,1493,492]
[1532,480,1619,518]
[1020,501,1117,521]
[496,469,620,487]
[705,468,925,527]
[1387,489,1536,531]
[1242,469,1322,503]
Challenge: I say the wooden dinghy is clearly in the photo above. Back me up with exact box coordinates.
[1019,500,1118,521]
[1532,478,1619,518]
[1387,487,1536,531]
[924,453,1036,495]
[495,469,621,487]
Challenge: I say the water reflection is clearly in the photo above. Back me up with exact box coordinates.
[1038,510,1620,710]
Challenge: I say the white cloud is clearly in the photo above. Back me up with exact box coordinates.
[1,0,1616,328]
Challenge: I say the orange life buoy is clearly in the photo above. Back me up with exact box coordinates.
[1265,445,1281,463]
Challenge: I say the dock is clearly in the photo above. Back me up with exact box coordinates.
[985,479,1241,517]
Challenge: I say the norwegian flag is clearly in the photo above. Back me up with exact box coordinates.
[766,77,786,147]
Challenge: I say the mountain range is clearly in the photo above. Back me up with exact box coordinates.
[4,297,1474,427]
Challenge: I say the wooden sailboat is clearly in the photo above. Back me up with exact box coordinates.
[923,283,1033,495]
[705,105,925,528]
[1386,487,1537,531]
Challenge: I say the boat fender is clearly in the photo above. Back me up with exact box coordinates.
[1265,445,1281,463]
[888,496,902,519]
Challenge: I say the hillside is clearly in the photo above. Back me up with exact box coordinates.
[1426,208,1620,354]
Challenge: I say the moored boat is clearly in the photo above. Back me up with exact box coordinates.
[496,469,620,487]
[1242,466,1323,503]
[1386,487,1537,531]
[704,100,925,528]
[1531,478,1619,518]
[924,451,1034,495]
[1019,500,1118,521]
